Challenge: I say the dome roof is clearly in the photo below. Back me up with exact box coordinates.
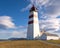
[30,5,37,12]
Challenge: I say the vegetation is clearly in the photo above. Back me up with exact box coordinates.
[0,40,60,48]
[46,40,60,45]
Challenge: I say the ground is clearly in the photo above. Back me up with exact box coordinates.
[0,40,60,48]
[46,40,60,44]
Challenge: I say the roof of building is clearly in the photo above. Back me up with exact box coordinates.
[45,33,59,37]
[30,5,37,12]
[41,30,59,37]
[41,32,59,37]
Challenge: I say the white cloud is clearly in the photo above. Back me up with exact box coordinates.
[19,25,27,29]
[11,31,26,38]
[30,0,49,6]
[21,4,32,11]
[0,30,12,39]
[0,29,27,39]
[40,18,60,32]
[0,16,27,38]
[0,16,15,29]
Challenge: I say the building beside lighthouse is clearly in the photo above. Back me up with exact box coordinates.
[40,30,59,40]
[27,5,40,40]
[27,5,59,40]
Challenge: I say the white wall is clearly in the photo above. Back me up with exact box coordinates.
[33,11,40,39]
[47,36,59,40]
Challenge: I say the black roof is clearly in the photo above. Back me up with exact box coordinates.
[44,33,59,37]
[30,5,37,12]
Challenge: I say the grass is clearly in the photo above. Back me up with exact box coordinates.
[0,40,60,48]
[46,40,60,45]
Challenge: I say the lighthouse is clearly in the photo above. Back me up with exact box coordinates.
[27,5,40,40]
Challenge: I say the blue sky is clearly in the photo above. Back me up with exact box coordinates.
[0,0,29,26]
[0,0,60,39]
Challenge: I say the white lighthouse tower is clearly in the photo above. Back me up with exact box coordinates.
[27,5,40,40]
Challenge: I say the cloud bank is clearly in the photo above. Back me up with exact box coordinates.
[11,31,26,38]
[0,30,27,39]
[0,16,15,29]
[0,16,27,39]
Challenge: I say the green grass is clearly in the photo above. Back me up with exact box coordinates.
[0,40,60,48]
[47,40,60,45]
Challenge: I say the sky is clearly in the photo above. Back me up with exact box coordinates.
[0,0,60,39]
